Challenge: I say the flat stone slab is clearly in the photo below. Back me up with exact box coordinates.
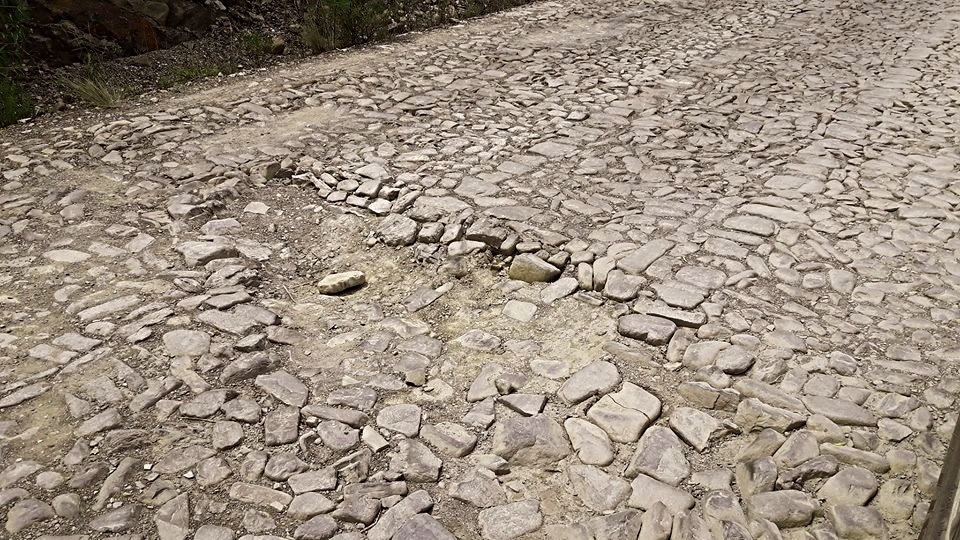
[627,474,695,513]
[318,271,366,294]
[587,382,661,443]
[558,360,620,405]
[802,395,877,426]
[617,314,677,345]
[508,253,560,282]
[478,500,543,540]
[491,414,571,466]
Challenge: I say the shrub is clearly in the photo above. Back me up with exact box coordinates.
[301,0,533,55]
[0,74,30,126]
[240,31,274,56]
[0,0,32,126]
[302,0,392,54]
[63,74,124,108]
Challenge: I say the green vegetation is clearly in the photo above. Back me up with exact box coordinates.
[63,73,124,108]
[302,0,391,54]
[0,0,32,126]
[301,0,530,55]
[239,31,274,56]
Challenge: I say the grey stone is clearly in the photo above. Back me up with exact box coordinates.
[89,504,140,532]
[669,407,725,451]
[195,525,236,540]
[223,398,262,423]
[627,474,695,513]
[558,360,619,404]
[651,281,706,309]
[77,295,141,321]
[736,457,778,496]
[733,379,806,413]
[76,407,122,436]
[683,341,729,369]
[181,389,229,418]
[5,498,54,534]
[316,420,359,451]
[376,404,422,436]
[702,489,747,529]
[508,253,561,282]
[196,457,232,487]
[394,514,456,540]
[499,393,546,416]
[618,314,677,345]
[456,329,502,351]
[746,490,818,528]
[420,422,477,457]
[154,445,216,474]
[242,508,276,533]
[618,240,674,275]
[155,493,189,540]
[478,499,543,540]
[502,300,537,322]
[567,464,631,511]
[288,492,336,519]
[0,383,49,409]
[367,490,433,540]
[818,466,878,506]
[676,266,727,289]
[331,496,380,524]
[645,305,707,328]
[229,482,292,509]
[734,398,806,433]
[603,269,642,301]
[820,444,890,473]
[771,429,820,469]
[255,370,308,407]
[376,214,419,246]
[294,515,338,540]
[317,271,366,294]
[875,478,916,521]
[637,501,673,540]
[826,505,888,539]
[51,493,81,518]
[327,386,378,411]
[289,468,338,493]
[802,395,877,426]
[715,345,756,375]
[390,439,441,482]
[491,414,571,466]
[212,421,244,449]
[626,425,690,485]
[448,467,506,508]
[586,510,643,540]
[564,417,615,466]
[587,382,661,443]
[198,309,259,335]
[175,240,238,267]
[221,352,273,384]
[529,140,575,158]
[541,277,579,303]
[264,453,310,481]
[263,405,300,446]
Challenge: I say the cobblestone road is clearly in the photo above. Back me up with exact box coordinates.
[2,0,960,538]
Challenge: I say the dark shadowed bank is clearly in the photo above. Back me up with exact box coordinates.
[0,0,532,126]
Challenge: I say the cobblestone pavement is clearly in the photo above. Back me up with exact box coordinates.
[2,0,960,538]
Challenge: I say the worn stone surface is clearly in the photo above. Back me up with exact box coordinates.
[478,500,543,540]
[0,1,952,536]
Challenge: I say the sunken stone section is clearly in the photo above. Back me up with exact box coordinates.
[0,0,956,538]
